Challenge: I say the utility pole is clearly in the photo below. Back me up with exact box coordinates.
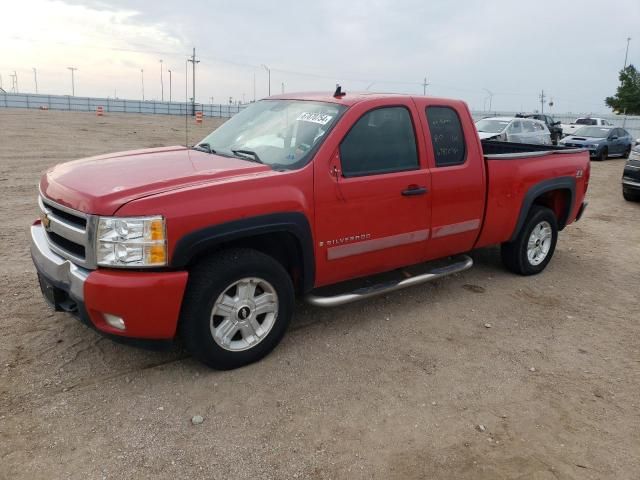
[67,67,77,96]
[141,69,145,100]
[422,76,429,95]
[539,89,546,113]
[159,59,164,101]
[33,68,38,94]
[261,64,271,96]
[187,47,199,116]
[168,69,172,102]
[623,37,631,69]
[281,82,284,94]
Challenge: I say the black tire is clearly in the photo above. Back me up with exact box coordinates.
[623,188,640,202]
[595,147,608,161]
[501,206,558,275]
[623,146,632,159]
[180,248,294,370]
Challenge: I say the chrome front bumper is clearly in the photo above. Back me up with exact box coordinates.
[30,224,89,301]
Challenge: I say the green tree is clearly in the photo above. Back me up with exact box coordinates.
[605,65,640,115]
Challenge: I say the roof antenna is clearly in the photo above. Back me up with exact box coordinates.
[333,84,346,98]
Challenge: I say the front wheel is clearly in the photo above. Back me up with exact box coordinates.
[623,146,632,159]
[180,248,294,369]
[595,147,608,161]
[623,188,640,202]
[501,206,558,275]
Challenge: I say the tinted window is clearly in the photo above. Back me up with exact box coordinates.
[339,107,418,177]
[426,106,466,167]
[523,121,536,133]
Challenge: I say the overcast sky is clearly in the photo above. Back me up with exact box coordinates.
[1,0,639,113]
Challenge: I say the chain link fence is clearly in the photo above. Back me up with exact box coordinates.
[0,92,246,117]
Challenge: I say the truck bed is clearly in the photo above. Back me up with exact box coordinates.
[481,140,582,158]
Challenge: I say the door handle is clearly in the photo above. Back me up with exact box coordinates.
[401,186,428,196]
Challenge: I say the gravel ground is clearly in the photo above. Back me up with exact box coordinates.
[1,109,639,480]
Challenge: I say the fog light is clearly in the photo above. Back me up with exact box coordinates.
[103,313,126,330]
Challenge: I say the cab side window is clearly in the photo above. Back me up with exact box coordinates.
[339,107,418,177]
[426,106,466,167]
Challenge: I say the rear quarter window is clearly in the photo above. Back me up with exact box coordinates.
[426,106,466,167]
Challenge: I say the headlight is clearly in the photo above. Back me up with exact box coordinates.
[96,216,167,267]
[587,144,599,149]
[630,149,640,161]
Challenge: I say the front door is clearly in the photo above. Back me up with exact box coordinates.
[313,101,431,287]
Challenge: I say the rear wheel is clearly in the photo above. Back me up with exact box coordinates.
[501,206,558,275]
[180,248,294,369]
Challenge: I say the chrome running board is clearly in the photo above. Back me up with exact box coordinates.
[305,254,473,307]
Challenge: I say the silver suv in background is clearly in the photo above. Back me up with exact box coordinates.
[475,117,552,145]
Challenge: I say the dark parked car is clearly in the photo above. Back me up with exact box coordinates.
[559,126,634,161]
[622,144,640,201]
[520,114,563,144]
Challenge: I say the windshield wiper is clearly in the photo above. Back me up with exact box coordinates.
[192,143,216,154]
[231,149,264,164]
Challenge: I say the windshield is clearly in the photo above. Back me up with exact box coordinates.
[575,118,597,125]
[573,126,611,138]
[475,119,510,133]
[199,99,346,170]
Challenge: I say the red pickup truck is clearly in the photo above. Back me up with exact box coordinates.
[31,91,590,369]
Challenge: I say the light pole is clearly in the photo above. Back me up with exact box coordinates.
[483,88,493,112]
[141,69,145,100]
[33,68,38,94]
[167,69,172,102]
[422,76,429,95]
[261,64,271,96]
[159,59,164,101]
[67,67,77,96]
[623,37,632,69]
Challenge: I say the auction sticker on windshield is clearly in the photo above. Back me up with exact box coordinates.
[297,112,333,125]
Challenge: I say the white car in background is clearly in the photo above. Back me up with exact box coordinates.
[475,117,552,145]
[561,117,613,137]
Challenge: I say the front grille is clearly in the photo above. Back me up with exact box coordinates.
[47,231,86,258]
[39,195,96,269]
[47,204,87,229]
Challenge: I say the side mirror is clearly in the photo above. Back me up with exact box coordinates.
[553,121,561,126]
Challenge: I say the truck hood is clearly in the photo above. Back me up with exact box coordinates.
[40,146,272,215]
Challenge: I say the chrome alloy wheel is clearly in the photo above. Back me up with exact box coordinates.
[527,221,552,266]
[209,277,279,352]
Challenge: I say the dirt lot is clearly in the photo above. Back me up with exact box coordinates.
[1,108,639,480]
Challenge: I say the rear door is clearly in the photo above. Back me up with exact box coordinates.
[415,100,486,260]
[609,128,624,154]
[313,99,431,286]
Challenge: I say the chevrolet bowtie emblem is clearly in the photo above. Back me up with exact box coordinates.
[41,212,51,230]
